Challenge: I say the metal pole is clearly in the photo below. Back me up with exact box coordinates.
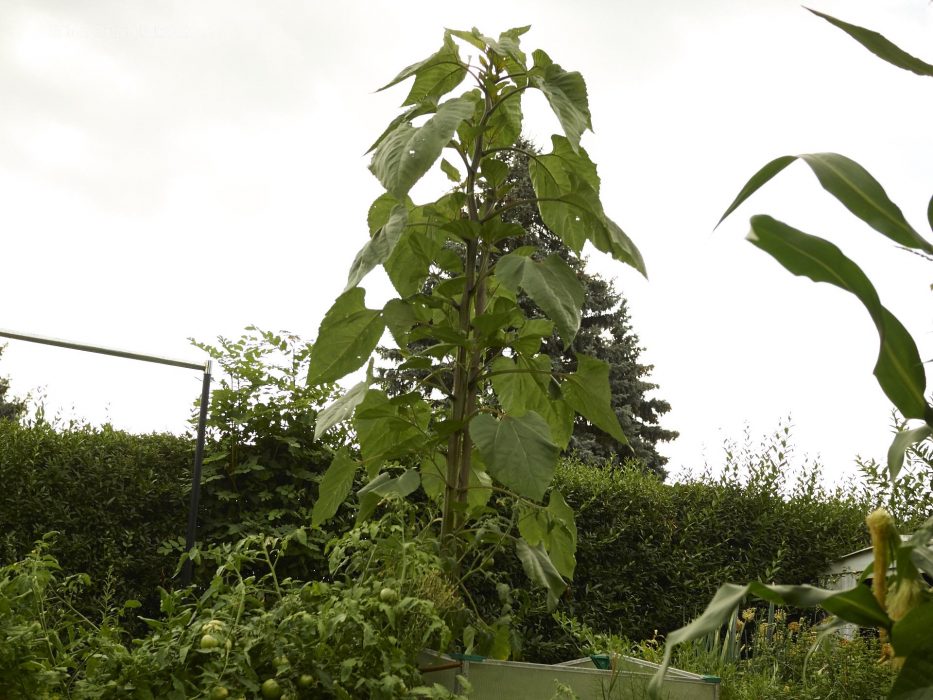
[0,328,204,370]
[0,328,212,587]
[182,361,212,586]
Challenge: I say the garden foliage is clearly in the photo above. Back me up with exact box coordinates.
[0,514,468,699]
[651,11,933,699]
[502,433,868,662]
[0,418,192,616]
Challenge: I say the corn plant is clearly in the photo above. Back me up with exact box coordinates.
[307,26,644,608]
[651,9,933,699]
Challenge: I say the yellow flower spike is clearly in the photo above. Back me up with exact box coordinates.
[865,508,897,614]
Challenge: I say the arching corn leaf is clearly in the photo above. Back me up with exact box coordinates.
[748,215,928,420]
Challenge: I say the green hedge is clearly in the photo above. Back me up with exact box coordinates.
[511,459,870,662]
[0,419,193,612]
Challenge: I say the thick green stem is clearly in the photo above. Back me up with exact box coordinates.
[442,239,476,540]
[441,68,493,543]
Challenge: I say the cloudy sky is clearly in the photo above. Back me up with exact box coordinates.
[2,0,930,483]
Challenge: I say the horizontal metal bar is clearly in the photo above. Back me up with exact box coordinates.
[0,328,207,371]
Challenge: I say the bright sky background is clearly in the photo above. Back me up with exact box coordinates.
[2,0,930,485]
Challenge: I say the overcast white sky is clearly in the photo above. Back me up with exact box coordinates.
[1,0,930,484]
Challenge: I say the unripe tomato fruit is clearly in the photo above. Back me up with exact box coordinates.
[261,679,283,699]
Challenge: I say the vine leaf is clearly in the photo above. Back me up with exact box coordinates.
[747,215,928,421]
[370,95,478,200]
[308,288,384,385]
[562,354,628,444]
[471,411,559,502]
[311,449,357,527]
[805,8,933,78]
[719,153,933,255]
[495,252,584,347]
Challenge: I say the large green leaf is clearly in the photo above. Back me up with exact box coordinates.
[384,225,447,297]
[515,500,575,582]
[354,390,432,472]
[484,88,523,151]
[891,602,933,659]
[562,354,628,445]
[529,140,645,274]
[818,584,894,628]
[648,583,750,697]
[515,538,566,610]
[747,215,928,420]
[530,50,592,153]
[888,425,933,484]
[314,361,373,440]
[358,468,421,499]
[495,253,584,347]
[720,153,933,254]
[546,490,577,580]
[889,649,933,700]
[382,296,435,348]
[378,33,468,106]
[308,288,384,385]
[471,411,559,501]
[345,203,408,290]
[446,28,487,51]
[490,355,574,449]
[311,449,357,527]
[806,8,933,78]
[365,99,438,155]
[369,95,477,200]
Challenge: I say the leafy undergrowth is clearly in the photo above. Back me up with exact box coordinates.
[0,522,469,700]
[562,608,897,700]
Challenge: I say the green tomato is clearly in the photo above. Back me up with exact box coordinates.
[200,634,220,650]
[261,679,283,700]
[209,687,229,700]
[297,674,314,688]
[379,587,398,603]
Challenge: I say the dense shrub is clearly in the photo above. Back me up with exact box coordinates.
[189,328,339,544]
[0,418,192,615]
[508,429,870,661]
